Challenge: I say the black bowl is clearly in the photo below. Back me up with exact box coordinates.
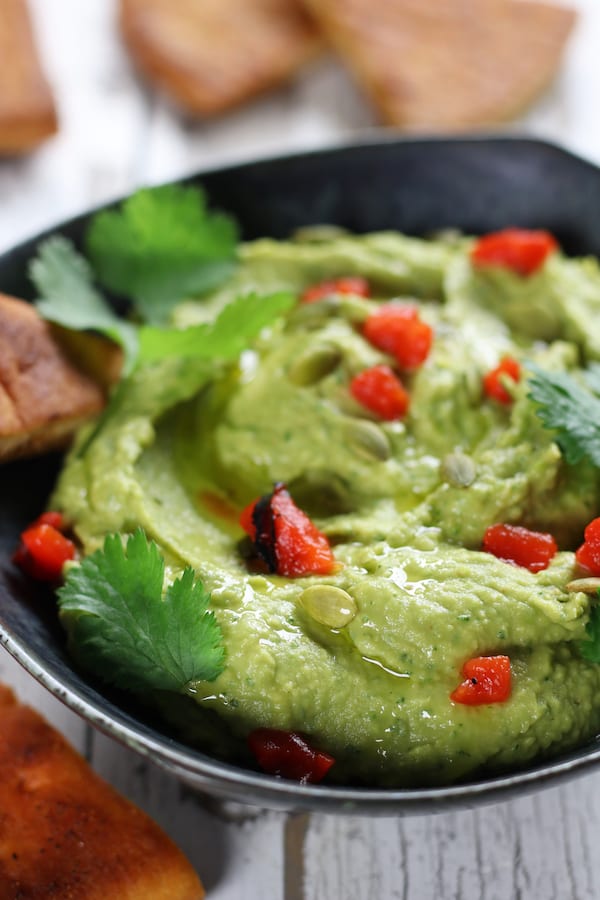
[3,136,600,814]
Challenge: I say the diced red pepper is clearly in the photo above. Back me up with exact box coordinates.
[575,517,600,574]
[13,519,76,582]
[483,356,521,405]
[482,523,557,573]
[240,484,336,577]
[300,276,371,304]
[350,364,410,421]
[470,228,558,277]
[362,304,433,370]
[31,511,66,531]
[450,655,511,705]
[247,727,335,783]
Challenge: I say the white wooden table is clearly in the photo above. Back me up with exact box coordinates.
[2,2,600,896]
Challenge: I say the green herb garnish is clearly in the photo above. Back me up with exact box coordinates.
[30,236,139,372]
[30,184,294,415]
[31,233,293,374]
[137,291,294,364]
[528,362,600,467]
[86,184,238,325]
[58,530,225,693]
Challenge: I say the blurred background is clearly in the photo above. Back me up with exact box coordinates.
[1,0,599,255]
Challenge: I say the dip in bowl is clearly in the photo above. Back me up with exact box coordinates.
[3,137,600,812]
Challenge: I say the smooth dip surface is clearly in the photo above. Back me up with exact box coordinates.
[53,230,600,786]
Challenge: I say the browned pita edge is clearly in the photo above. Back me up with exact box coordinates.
[0,293,114,462]
[303,0,576,131]
[0,0,58,153]
[0,683,204,900]
[119,0,322,117]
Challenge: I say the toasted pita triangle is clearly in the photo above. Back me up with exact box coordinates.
[120,0,321,117]
[0,0,58,153]
[0,684,204,899]
[0,294,108,461]
[304,0,576,130]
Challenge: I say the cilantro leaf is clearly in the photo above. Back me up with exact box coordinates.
[30,236,139,372]
[86,185,238,325]
[138,291,295,364]
[527,362,600,466]
[58,530,225,693]
[580,594,600,663]
[584,363,600,396]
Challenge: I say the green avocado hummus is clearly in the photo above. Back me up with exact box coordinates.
[53,229,600,786]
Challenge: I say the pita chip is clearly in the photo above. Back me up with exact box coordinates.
[0,684,204,899]
[0,294,109,461]
[119,0,321,116]
[0,0,58,153]
[304,0,576,130]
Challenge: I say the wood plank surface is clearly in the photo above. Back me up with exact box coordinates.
[1,0,600,897]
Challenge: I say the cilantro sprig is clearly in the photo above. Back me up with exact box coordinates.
[31,234,293,374]
[30,184,239,365]
[86,184,238,325]
[528,362,600,467]
[31,236,139,372]
[528,365,600,664]
[30,184,295,381]
[58,530,225,693]
[138,290,294,363]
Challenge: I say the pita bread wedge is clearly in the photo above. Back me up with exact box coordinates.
[0,294,108,462]
[119,0,321,117]
[304,0,576,130]
[0,684,204,899]
[0,0,58,153]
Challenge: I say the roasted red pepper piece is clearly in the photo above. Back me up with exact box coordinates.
[470,228,558,276]
[247,727,335,783]
[33,511,66,530]
[243,491,278,572]
[362,304,433,370]
[482,523,557,573]
[483,356,521,405]
[450,656,511,705]
[300,276,370,304]
[350,364,409,420]
[13,514,76,582]
[575,517,600,574]
[240,484,336,577]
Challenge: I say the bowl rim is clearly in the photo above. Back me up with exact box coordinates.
[4,616,600,813]
[3,133,600,813]
[1,131,599,260]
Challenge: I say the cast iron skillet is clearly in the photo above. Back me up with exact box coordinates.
[2,136,600,814]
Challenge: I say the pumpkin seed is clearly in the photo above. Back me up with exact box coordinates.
[441,452,476,487]
[288,343,342,386]
[566,577,600,594]
[288,295,369,331]
[299,585,357,628]
[345,419,391,461]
